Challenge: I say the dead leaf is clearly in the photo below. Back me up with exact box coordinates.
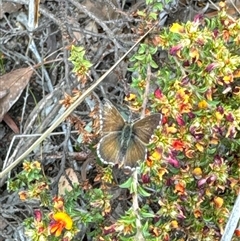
[2,113,19,133]
[85,21,98,40]
[58,168,79,195]
[0,2,22,19]
[0,67,34,122]
[0,89,9,99]
[81,0,118,21]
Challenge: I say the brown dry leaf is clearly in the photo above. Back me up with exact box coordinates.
[58,168,79,195]
[0,89,9,99]
[2,113,19,133]
[81,0,118,21]
[0,67,34,121]
[0,2,22,19]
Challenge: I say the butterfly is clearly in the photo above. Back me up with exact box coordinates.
[97,99,161,169]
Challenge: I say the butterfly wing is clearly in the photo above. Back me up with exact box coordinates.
[97,132,123,165]
[100,99,125,134]
[132,113,161,145]
[97,132,146,168]
[124,135,146,168]
[98,99,161,169]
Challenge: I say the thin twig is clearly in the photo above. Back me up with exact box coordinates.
[0,25,156,179]
[132,169,144,241]
[141,64,151,118]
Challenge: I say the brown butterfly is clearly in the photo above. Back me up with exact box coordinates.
[97,99,161,169]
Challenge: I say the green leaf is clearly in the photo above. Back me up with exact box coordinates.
[150,60,158,68]
[153,2,163,11]
[149,12,158,21]
[146,0,153,5]
[149,46,158,55]
[137,185,151,197]
[146,54,152,63]
[140,210,155,218]
[135,55,146,61]
[119,177,133,189]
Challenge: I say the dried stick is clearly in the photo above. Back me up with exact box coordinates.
[0,25,155,179]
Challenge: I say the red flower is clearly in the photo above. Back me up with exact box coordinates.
[235,228,240,237]
[176,114,185,126]
[170,44,183,56]
[154,88,163,99]
[193,14,204,23]
[34,209,42,222]
[172,140,185,151]
[167,154,180,168]
[205,63,218,72]
[103,224,116,235]
[141,173,151,183]
[225,113,234,122]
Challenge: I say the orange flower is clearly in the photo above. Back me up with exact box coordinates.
[179,103,192,113]
[22,161,32,172]
[174,181,186,195]
[146,158,154,167]
[49,212,73,237]
[214,197,224,208]
[193,208,202,218]
[172,140,185,151]
[32,161,41,169]
[19,190,28,200]
[235,228,240,237]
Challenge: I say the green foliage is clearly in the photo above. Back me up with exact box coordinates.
[68,46,92,77]
[7,3,240,241]
[125,7,240,241]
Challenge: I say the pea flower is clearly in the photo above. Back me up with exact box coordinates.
[49,212,73,237]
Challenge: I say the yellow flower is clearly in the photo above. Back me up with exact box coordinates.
[53,196,64,210]
[196,143,204,152]
[214,197,224,208]
[171,220,178,228]
[124,93,136,101]
[192,167,202,179]
[198,100,208,109]
[166,124,178,134]
[215,111,224,121]
[170,23,185,34]
[223,74,233,84]
[189,48,199,61]
[151,150,162,160]
[49,212,73,237]
[23,160,41,172]
[32,161,41,169]
[22,161,32,172]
